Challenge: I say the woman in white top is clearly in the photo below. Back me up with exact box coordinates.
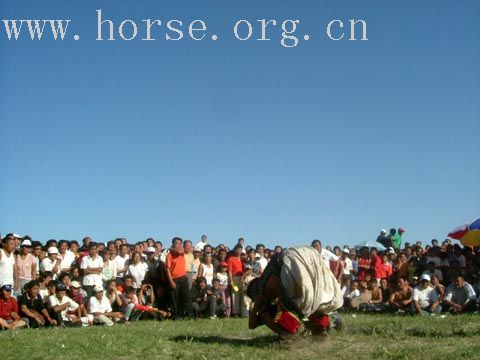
[126,252,148,288]
[197,254,214,286]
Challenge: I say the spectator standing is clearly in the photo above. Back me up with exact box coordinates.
[197,254,214,287]
[166,237,192,319]
[183,240,195,289]
[0,236,17,288]
[356,248,371,282]
[376,229,389,248]
[57,240,75,273]
[255,244,268,273]
[195,235,208,252]
[228,244,245,317]
[15,239,37,293]
[80,242,103,297]
[102,250,117,285]
[40,247,62,279]
[392,228,405,249]
[127,252,148,289]
[114,244,130,282]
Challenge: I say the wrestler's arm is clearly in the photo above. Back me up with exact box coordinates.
[248,295,263,329]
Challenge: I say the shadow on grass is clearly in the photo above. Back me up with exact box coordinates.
[170,335,280,347]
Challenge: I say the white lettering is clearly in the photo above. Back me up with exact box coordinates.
[234,20,253,41]
[327,20,344,41]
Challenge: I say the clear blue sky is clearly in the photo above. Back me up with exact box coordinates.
[1,0,479,248]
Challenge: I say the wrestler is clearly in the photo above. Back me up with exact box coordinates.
[247,246,343,338]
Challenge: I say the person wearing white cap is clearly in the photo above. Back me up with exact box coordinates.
[40,247,61,279]
[376,229,389,248]
[89,285,123,326]
[15,239,37,294]
[412,274,439,315]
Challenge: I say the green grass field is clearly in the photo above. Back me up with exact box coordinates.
[1,314,480,359]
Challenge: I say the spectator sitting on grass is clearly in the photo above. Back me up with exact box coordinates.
[69,281,89,320]
[191,277,216,319]
[388,277,412,313]
[444,276,476,313]
[344,280,360,311]
[411,274,439,315]
[89,285,123,326]
[360,279,385,312]
[38,271,54,300]
[0,284,27,330]
[106,279,123,311]
[18,280,57,328]
[121,286,142,321]
[49,284,86,327]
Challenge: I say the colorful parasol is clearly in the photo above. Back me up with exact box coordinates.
[448,218,480,247]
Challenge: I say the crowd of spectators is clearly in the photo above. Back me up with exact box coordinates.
[0,230,479,330]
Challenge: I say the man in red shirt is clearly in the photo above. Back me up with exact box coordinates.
[228,244,245,317]
[0,284,27,330]
[166,237,192,319]
[370,248,383,283]
[356,248,371,282]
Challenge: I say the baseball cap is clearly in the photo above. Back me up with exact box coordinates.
[387,247,396,254]
[420,274,431,282]
[380,229,387,234]
[21,239,32,247]
[398,227,405,233]
[47,247,59,255]
[1,284,12,291]
[146,247,156,253]
[12,233,21,238]
[93,285,104,293]
[70,281,81,289]
[342,248,350,254]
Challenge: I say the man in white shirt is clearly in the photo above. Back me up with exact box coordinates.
[195,235,208,251]
[80,242,103,297]
[0,235,16,288]
[255,244,268,272]
[444,276,477,313]
[89,285,123,326]
[49,284,81,326]
[57,240,76,272]
[40,247,62,279]
[115,244,130,281]
[311,239,339,262]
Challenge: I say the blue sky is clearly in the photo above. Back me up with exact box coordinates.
[1,0,479,248]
